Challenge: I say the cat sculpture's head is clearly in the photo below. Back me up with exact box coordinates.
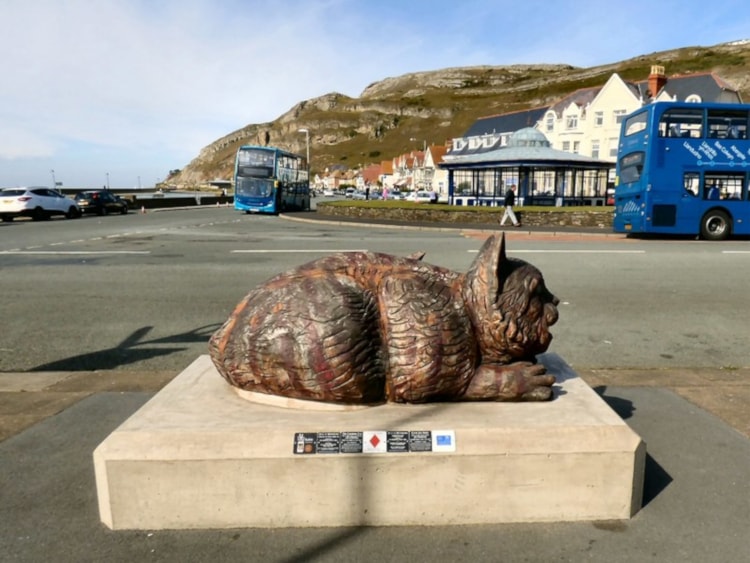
[462,234,559,363]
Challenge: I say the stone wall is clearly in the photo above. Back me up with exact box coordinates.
[315,204,613,229]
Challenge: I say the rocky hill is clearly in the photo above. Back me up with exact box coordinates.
[168,40,750,188]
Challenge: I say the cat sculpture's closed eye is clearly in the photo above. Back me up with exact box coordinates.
[209,234,559,404]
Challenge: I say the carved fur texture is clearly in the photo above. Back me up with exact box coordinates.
[209,234,559,404]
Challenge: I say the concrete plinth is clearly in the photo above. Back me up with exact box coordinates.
[93,355,645,530]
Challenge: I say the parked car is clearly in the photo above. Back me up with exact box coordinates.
[0,187,81,222]
[606,187,615,206]
[74,190,129,215]
[405,190,434,202]
[322,188,335,197]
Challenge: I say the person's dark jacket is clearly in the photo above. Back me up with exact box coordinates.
[504,189,515,207]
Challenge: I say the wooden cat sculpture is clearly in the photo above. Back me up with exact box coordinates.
[209,233,559,404]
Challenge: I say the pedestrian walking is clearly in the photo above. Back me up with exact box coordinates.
[500,184,521,227]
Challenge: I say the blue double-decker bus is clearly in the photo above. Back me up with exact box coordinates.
[234,145,310,214]
[613,101,750,240]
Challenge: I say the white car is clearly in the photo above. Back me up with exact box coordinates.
[405,190,434,203]
[0,187,82,222]
[322,188,335,197]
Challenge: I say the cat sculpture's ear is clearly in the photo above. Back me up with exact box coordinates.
[464,233,506,308]
[461,233,514,358]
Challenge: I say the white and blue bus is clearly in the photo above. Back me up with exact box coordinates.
[234,145,310,214]
[613,101,750,240]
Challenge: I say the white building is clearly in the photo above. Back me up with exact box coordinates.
[451,66,743,165]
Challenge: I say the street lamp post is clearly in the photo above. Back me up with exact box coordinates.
[409,137,427,152]
[298,128,311,195]
[410,138,428,190]
[50,169,56,191]
[297,128,310,167]
[106,172,110,190]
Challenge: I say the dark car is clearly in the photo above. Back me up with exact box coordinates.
[75,190,129,215]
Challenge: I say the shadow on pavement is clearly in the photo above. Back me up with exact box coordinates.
[30,323,221,372]
[595,385,674,509]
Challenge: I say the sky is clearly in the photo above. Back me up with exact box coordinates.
[2,0,749,189]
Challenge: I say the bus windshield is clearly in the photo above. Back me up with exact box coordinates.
[237,148,275,167]
[236,177,274,197]
[237,148,275,178]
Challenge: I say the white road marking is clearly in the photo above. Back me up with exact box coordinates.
[513,249,646,254]
[468,249,646,254]
[0,250,151,255]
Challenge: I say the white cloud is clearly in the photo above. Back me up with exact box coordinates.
[0,126,56,159]
[1,0,748,186]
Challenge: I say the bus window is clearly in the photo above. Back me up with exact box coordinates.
[704,172,745,200]
[623,111,648,137]
[683,173,699,197]
[238,149,274,167]
[659,108,703,138]
[618,152,644,184]
[237,148,274,177]
[707,109,749,139]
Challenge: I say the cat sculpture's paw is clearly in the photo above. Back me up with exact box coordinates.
[461,362,555,402]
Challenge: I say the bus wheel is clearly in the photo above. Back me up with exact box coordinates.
[700,210,731,241]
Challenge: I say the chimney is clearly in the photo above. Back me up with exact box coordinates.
[648,65,667,98]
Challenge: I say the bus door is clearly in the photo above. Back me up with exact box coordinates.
[666,171,703,231]
[647,107,703,231]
